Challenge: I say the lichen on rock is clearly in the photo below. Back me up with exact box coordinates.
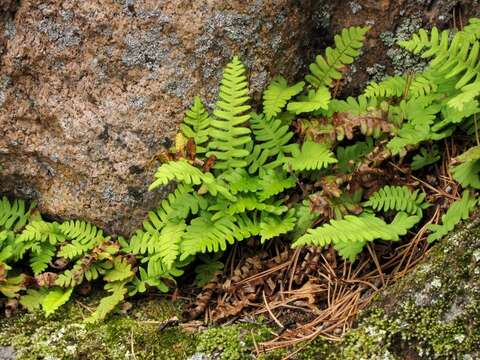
[0,0,315,236]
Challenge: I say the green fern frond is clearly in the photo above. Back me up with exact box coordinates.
[387,98,441,154]
[220,194,288,217]
[364,185,429,214]
[451,145,480,189]
[284,140,337,171]
[103,258,134,282]
[247,113,297,173]
[144,185,206,236]
[364,76,407,98]
[336,138,374,173]
[207,57,252,169]
[155,221,185,269]
[17,220,65,245]
[0,197,35,231]
[329,95,379,116]
[259,211,296,243]
[149,160,209,189]
[257,169,296,201]
[411,147,441,170]
[221,168,263,194]
[20,288,48,311]
[30,242,55,275]
[41,287,74,317]
[180,213,260,258]
[180,96,212,154]
[263,76,305,119]
[333,238,366,262]
[149,160,234,200]
[408,73,439,97]
[57,240,92,260]
[194,257,224,287]
[306,26,369,88]
[287,88,331,114]
[293,212,419,251]
[427,191,477,242]
[399,26,451,57]
[464,18,480,38]
[60,220,105,244]
[400,26,480,110]
[86,282,127,323]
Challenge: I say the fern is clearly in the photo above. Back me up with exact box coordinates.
[336,138,374,173]
[259,211,296,243]
[207,57,252,169]
[427,191,477,243]
[149,160,210,189]
[103,258,134,282]
[0,197,35,231]
[257,169,296,201]
[18,220,65,245]
[180,96,212,154]
[30,243,56,275]
[411,146,441,170]
[451,145,480,189]
[287,88,331,114]
[221,168,263,194]
[364,76,407,98]
[387,97,441,154]
[247,113,297,173]
[293,212,419,261]
[194,254,224,287]
[306,26,369,88]
[364,186,429,215]
[86,282,127,323]
[60,220,105,244]
[180,214,260,258]
[263,76,304,119]
[400,24,480,110]
[284,140,337,171]
[42,287,74,316]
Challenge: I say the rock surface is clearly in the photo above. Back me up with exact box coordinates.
[0,0,314,235]
[325,0,480,94]
[2,0,480,235]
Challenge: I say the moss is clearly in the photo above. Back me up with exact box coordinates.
[0,296,195,360]
[0,294,278,360]
[195,323,274,360]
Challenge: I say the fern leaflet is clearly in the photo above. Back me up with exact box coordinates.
[427,191,477,242]
[263,76,304,119]
[306,26,369,88]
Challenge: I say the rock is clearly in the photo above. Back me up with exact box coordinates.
[0,0,314,235]
[0,346,15,360]
[323,0,480,94]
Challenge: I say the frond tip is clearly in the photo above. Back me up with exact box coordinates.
[306,26,369,88]
[293,212,420,261]
[263,76,304,119]
[207,56,252,169]
[427,191,477,243]
[284,140,337,171]
[364,185,429,214]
